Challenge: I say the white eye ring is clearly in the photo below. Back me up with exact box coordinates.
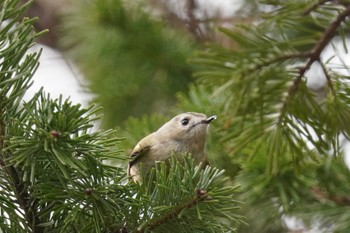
[181,118,189,126]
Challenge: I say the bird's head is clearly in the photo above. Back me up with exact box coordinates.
[157,112,216,144]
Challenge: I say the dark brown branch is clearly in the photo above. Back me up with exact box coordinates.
[186,0,200,39]
[312,5,350,60]
[247,2,350,74]
[278,4,350,119]
[135,192,209,233]
[312,186,350,205]
[296,3,350,85]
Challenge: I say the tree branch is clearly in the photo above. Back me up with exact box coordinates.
[253,52,312,71]
[312,186,350,206]
[135,189,210,233]
[279,4,350,118]
[253,4,350,98]
[0,113,42,232]
[312,5,350,60]
[186,0,198,36]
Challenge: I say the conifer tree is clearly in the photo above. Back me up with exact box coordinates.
[0,1,241,232]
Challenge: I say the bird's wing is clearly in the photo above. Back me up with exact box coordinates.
[128,134,154,172]
[129,144,150,167]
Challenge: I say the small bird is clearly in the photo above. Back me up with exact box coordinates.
[128,112,216,182]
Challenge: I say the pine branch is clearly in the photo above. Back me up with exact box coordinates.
[10,169,42,232]
[1,114,42,232]
[252,3,350,98]
[0,114,4,165]
[130,157,242,233]
[279,4,350,119]
[312,186,350,206]
[135,189,210,233]
[311,5,350,60]
[2,123,40,232]
[0,3,44,231]
[253,52,312,71]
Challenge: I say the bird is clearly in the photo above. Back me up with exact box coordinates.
[128,112,216,182]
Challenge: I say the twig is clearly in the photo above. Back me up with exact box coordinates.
[243,2,350,74]
[294,3,350,88]
[279,4,350,119]
[312,186,350,205]
[312,5,350,60]
[135,191,209,233]
[253,4,350,95]
[186,0,201,40]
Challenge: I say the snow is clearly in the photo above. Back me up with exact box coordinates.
[25,44,93,106]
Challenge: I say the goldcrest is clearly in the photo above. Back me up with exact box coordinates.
[128,112,216,182]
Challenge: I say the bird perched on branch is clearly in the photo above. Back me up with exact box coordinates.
[128,112,216,182]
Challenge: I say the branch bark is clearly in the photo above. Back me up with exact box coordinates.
[312,186,350,205]
[135,190,210,233]
[279,4,350,119]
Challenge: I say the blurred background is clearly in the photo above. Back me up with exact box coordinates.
[24,0,245,121]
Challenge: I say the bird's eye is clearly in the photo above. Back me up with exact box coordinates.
[181,118,189,126]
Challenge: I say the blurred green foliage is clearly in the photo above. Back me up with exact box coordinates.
[61,0,196,127]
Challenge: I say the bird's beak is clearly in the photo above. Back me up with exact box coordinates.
[203,115,217,124]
